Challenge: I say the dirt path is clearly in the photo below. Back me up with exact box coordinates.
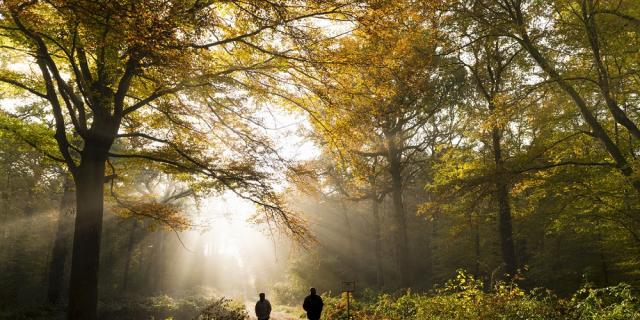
[245,302,300,320]
[268,311,299,320]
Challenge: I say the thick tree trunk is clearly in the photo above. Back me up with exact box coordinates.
[391,186,409,287]
[372,198,384,288]
[47,175,75,304]
[491,126,517,277]
[67,145,108,320]
[387,134,409,287]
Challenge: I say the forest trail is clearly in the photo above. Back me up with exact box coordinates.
[245,302,300,320]
[267,311,299,320]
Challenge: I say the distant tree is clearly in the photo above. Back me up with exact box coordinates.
[459,36,522,277]
[302,2,464,287]
[0,112,63,304]
[47,173,74,305]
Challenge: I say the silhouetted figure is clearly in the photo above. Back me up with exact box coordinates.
[303,287,324,320]
[255,292,272,320]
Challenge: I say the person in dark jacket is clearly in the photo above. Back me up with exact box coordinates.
[302,287,324,320]
[255,293,272,320]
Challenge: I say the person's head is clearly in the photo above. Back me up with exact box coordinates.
[310,288,316,295]
[259,293,265,301]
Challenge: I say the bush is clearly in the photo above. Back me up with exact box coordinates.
[569,283,640,320]
[0,296,248,320]
[98,295,247,320]
[317,270,640,320]
[194,298,247,320]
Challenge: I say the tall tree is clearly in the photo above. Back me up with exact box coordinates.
[302,3,463,287]
[459,36,521,276]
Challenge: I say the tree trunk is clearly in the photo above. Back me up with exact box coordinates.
[0,169,10,263]
[47,174,75,304]
[144,231,160,291]
[372,197,384,288]
[491,126,517,277]
[145,231,167,294]
[387,133,410,287]
[122,220,139,293]
[392,190,409,287]
[67,145,108,320]
[424,211,434,286]
[339,200,357,279]
[598,232,609,286]
[473,214,481,278]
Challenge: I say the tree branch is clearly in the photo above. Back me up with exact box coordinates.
[512,161,615,174]
[0,76,47,98]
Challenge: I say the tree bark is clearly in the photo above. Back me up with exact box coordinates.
[387,132,410,287]
[491,126,517,277]
[47,174,75,304]
[67,143,108,320]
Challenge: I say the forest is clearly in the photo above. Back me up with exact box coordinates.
[1,0,640,319]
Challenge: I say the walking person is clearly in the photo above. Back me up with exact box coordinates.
[302,287,324,320]
[255,293,272,320]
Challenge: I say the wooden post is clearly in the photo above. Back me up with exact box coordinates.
[342,281,355,320]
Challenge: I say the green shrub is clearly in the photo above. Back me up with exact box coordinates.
[194,298,247,320]
[569,283,640,320]
[98,295,247,320]
[317,270,640,320]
